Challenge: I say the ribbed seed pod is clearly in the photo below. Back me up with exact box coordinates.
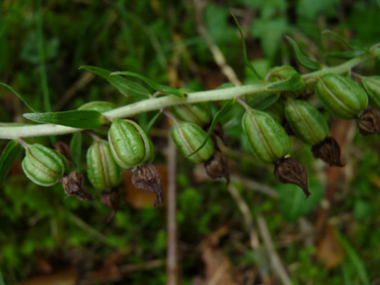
[87,139,123,190]
[169,103,212,127]
[108,119,154,170]
[171,122,214,164]
[22,144,68,186]
[361,76,380,110]
[268,65,305,97]
[242,107,290,163]
[316,74,368,119]
[284,98,329,145]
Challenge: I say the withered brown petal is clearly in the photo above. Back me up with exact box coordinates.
[61,171,94,202]
[204,151,230,185]
[131,163,164,206]
[282,119,295,137]
[211,122,227,146]
[53,141,76,167]
[100,189,120,223]
[357,108,380,136]
[311,137,344,167]
[274,157,310,198]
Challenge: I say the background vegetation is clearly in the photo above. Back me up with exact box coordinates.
[1,0,380,284]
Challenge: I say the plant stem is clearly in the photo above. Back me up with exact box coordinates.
[0,48,379,140]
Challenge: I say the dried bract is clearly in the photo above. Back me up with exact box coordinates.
[311,137,344,167]
[204,151,230,184]
[100,189,120,223]
[357,108,380,136]
[53,141,76,167]
[131,163,164,206]
[274,157,310,198]
[61,171,94,202]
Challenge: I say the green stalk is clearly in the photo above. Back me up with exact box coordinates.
[0,48,379,140]
[37,0,51,112]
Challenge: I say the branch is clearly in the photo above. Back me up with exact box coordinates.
[0,47,378,140]
[257,215,293,285]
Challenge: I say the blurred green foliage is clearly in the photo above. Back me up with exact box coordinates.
[1,0,380,284]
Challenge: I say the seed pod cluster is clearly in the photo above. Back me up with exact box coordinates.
[171,121,214,164]
[86,139,123,190]
[22,143,68,187]
[316,74,368,120]
[108,119,154,170]
[242,107,290,163]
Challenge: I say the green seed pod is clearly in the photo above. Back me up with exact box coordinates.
[22,144,68,186]
[78,101,117,113]
[242,107,290,163]
[361,76,380,110]
[315,74,368,119]
[263,100,285,123]
[86,139,123,190]
[268,65,305,97]
[169,103,212,127]
[108,119,154,170]
[171,122,214,164]
[284,98,329,145]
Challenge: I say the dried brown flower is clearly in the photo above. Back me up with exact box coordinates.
[204,151,230,185]
[131,163,164,206]
[61,171,94,202]
[274,157,310,198]
[357,108,380,136]
[52,141,76,167]
[100,189,120,223]
[311,137,344,167]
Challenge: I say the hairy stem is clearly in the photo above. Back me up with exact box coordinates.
[0,48,379,140]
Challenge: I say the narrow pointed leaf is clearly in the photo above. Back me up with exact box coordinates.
[322,30,363,51]
[79,66,151,99]
[230,12,262,79]
[23,110,103,129]
[249,92,280,110]
[216,82,236,89]
[335,231,370,285]
[70,132,82,171]
[111,71,185,98]
[144,111,162,134]
[326,50,368,59]
[0,139,23,187]
[285,35,322,71]
[269,75,305,91]
[186,99,235,157]
[0,82,39,112]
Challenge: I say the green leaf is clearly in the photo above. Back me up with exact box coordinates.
[186,99,235,157]
[325,50,368,59]
[111,71,185,98]
[276,179,324,222]
[23,110,103,129]
[0,139,23,187]
[285,35,322,71]
[322,30,363,50]
[0,269,4,285]
[230,12,262,79]
[79,66,151,99]
[216,82,236,89]
[251,17,288,60]
[335,231,370,285]
[341,260,353,285]
[248,92,280,110]
[144,111,162,134]
[70,133,82,171]
[0,82,39,112]
[268,75,305,91]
